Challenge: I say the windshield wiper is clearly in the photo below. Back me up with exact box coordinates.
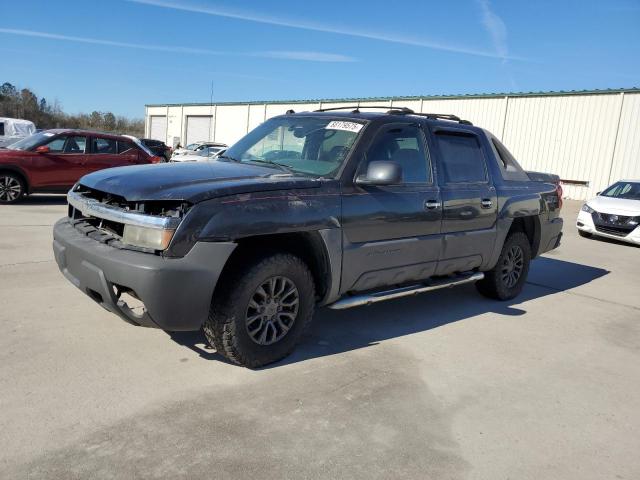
[217,154,240,162]
[248,159,295,174]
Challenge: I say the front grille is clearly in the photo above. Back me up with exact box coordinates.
[595,225,632,237]
[594,212,632,224]
[67,186,187,253]
[72,219,125,248]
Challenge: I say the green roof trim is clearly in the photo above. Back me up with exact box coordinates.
[145,87,640,108]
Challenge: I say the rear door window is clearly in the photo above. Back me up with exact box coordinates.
[435,132,487,183]
[92,137,117,154]
[117,140,136,154]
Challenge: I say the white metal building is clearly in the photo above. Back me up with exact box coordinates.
[145,88,640,200]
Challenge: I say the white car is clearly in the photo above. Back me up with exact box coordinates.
[577,180,640,245]
[171,145,226,163]
[171,142,227,159]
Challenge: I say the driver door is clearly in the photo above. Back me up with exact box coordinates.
[340,123,443,293]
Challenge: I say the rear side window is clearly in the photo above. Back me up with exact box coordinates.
[63,136,87,153]
[92,137,117,154]
[435,132,487,183]
[488,134,529,181]
[117,140,136,154]
[0,122,4,136]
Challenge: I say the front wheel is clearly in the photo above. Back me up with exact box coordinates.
[0,173,26,204]
[204,253,315,368]
[476,231,531,301]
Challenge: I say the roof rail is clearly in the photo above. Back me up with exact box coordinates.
[313,105,473,125]
[419,113,473,125]
[314,105,401,113]
[391,110,473,125]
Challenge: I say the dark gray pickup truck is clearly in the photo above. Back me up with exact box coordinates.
[53,107,563,367]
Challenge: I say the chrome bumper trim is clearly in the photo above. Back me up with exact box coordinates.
[67,190,180,230]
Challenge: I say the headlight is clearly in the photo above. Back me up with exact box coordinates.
[123,225,175,250]
[581,204,595,213]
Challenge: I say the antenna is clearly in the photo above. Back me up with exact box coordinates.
[209,80,214,141]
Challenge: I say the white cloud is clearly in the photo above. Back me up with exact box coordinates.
[0,27,225,54]
[127,0,515,59]
[258,51,356,63]
[0,28,355,62]
[476,0,509,60]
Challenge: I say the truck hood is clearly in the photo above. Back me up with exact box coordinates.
[78,161,320,203]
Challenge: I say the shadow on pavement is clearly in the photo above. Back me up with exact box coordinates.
[168,256,608,367]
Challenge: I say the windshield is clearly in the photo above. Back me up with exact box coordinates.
[7,131,55,151]
[185,143,199,150]
[601,182,640,200]
[223,116,365,177]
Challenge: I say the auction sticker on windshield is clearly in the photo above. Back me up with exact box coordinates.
[326,121,364,133]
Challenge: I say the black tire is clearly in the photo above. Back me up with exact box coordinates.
[476,231,531,301]
[0,172,26,204]
[578,230,592,238]
[204,253,315,368]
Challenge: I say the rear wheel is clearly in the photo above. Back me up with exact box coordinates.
[578,230,592,238]
[204,253,315,368]
[476,231,531,300]
[0,173,26,204]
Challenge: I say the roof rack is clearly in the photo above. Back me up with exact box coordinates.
[314,105,397,113]
[312,105,472,125]
[390,109,473,125]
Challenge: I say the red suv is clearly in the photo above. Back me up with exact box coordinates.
[0,129,162,203]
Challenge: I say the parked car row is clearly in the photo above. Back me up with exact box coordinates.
[0,129,164,203]
[171,141,227,162]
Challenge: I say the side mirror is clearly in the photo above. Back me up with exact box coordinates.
[596,191,601,196]
[356,161,402,186]
[35,145,50,154]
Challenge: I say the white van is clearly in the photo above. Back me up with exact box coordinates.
[0,117,36,148]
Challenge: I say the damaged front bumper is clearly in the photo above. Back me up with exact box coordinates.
[53,218,236,331]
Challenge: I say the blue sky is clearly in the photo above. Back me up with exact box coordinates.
[1,0,639,117]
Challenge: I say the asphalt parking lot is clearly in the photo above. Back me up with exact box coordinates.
[1,198,639,479]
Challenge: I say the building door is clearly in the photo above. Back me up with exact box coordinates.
[149,116,167,142]
[185,116,212,145]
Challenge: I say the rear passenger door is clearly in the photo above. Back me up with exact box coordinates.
[83,136,137,175]
[430,127,497,274]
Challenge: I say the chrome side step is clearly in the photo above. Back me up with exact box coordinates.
[328,272,484,310]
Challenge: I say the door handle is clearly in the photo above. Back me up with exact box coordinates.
[481,199,493,209]
[424,200,441,210]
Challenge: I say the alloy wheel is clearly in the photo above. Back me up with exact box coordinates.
[245,276,299,345]
[0,176,22,202]
[501,244,524,288]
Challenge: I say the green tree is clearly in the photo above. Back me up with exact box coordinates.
[103,112,116,131]
[89,111,103,130]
